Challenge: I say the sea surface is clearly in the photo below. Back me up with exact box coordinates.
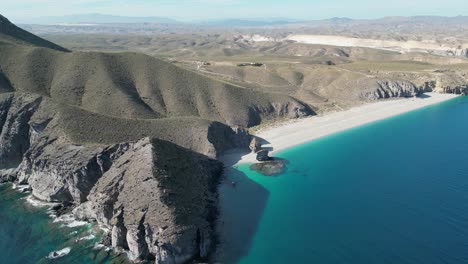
[0,184,128,264]
[217,96,468,263]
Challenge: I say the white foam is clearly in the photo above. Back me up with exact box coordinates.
[93,243,105,250]
[66,220,89,228]
[24,195,57,208]
[12,184,30,192]
[78,234,95,241]
[54,214,89,228]
[99,225,111,233]
[46,247,71,259]
[93,243,111,252]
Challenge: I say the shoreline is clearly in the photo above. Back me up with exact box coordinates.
[221,92,460,166]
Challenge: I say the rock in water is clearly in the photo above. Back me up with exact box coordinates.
[256,150,270,161]
[250,159,289,176]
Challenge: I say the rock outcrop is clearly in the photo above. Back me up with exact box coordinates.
[249,137,262,153]
[85,138,221,263]
[439,84,468,95]
[360,79,432,100]
[256,150,270,161]
[247,101,313,127]
[250,159,288,176]
[445,48,468,58]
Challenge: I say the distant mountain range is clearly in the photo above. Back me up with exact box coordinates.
[13,13,468,27]
[198,18,305,27]
[16,13,179,25]
[16,14,306,26]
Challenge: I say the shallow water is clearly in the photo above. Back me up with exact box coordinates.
[0,184,128,264]
[218,96,468,263]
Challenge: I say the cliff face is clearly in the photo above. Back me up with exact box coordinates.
[360,79,433,100]
[438,84,468,95]
[83,138,222,263]
[0,93,231,263]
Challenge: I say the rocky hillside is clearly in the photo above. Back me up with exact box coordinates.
[0,42,311,127]
[0,14,314,264]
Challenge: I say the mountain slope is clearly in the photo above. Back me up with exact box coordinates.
[0,43,312,127]
[0,14,68,51]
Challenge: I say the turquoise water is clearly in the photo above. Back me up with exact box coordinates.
[218,96,468,263]
[0,184,128,264]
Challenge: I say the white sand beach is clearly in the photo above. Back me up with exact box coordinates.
[221,93,460,166]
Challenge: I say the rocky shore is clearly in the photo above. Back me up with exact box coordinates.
[0,93,237,263]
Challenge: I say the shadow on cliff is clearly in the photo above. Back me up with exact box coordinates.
[214,166,270,263]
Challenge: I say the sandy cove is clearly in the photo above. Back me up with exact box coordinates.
[221,92,460,166]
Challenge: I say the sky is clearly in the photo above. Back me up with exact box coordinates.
[2,0,468,22]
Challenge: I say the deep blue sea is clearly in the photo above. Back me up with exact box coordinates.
[217,96,468,263]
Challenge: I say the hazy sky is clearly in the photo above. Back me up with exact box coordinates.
[3,0,468,22]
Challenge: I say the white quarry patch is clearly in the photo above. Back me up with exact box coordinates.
[285,34,468,56]
[46,247,71,259]
[241,34,278,42]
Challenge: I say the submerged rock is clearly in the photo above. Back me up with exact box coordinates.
[250,159,289,176]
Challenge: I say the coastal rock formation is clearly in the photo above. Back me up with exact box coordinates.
[249,137,262,153]
[83,138,222,263]
[439,84,468,95]
[0,93,225,263]
[0,93,42,169]
[360,80,431,100]
[256,150,270,161]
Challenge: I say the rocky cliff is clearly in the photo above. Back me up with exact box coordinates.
[438,84,468,95]
[0,92,239,263]
[360,79,433,100]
